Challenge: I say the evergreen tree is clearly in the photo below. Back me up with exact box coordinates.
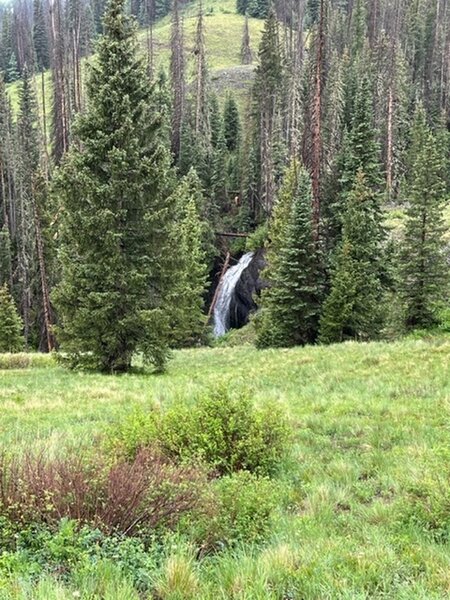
[326,73,382,250]
[166,169,209,348]
[399,107,448,329]
[16,66,40,347]
[54,0,173,373]
[253,8,283,214]
[33,0,50,70]
[210,125,228,217]
[0,283,23,353]
[257,161,323,348]
[319,169,384,343]
[0,11,13,74]
[0,226,12,288]
[6,52,19,83]
[223,93,241,152]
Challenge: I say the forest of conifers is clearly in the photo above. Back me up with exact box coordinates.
[0,0,449,371]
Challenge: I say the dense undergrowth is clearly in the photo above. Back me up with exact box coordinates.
[1,335,450,597]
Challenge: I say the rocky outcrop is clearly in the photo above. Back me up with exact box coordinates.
[228,249,266,330]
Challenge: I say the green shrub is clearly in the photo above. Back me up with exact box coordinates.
[109,384,290,476]
[182,472,282,550]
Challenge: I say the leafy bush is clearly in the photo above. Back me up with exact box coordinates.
[109,384,290,476]
[0,449,206,538]
[182,472,282,551]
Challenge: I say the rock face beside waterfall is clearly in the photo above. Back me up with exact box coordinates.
[228,249,266,330]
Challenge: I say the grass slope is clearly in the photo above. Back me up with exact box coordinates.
[1,336,450,596]
[6,0,263,115]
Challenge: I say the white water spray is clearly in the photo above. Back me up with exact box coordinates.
[213,252,254,337]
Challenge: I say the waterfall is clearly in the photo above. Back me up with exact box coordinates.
[213,252,254,337]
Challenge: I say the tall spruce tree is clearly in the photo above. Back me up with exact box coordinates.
[33,0,50,70]
[54,0,173,372]
[16,66,40,347]
[319,169,384,343]
[253,8,283,214]
[166,169,209,348]
[223,93,241,152]
[0,226,12,288]
[0,283,23,353]
[257,161,323,348]
[326,73,382,251]
[399,107,448,329]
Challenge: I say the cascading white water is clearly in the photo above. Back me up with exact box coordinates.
[213,252,254,337]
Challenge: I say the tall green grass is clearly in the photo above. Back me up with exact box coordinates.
[1,336,450,597]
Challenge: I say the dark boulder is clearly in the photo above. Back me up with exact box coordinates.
[228,249,266,330]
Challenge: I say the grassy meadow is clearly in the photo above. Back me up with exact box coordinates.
[1,336,450,598]
[6,0,263,116]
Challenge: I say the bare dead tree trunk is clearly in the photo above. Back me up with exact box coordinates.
[146,0,154,79]
[311,0,325,242]
[287,0,304,157]
[41,71,50,177]
[32,178,54,352]
[170,0,185,161]
[386,86,394,199]
[193,0,211,144]
[241,13,253,65]
[50,0,70,162]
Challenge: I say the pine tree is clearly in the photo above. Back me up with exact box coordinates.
[210,126,228,217]
[0,226,12,288]
[253,8,283,214]
[6,52,20,83]
[399,106,448,330]
[257,161,323,348]
[33,0,50,70]
[166,169,209,348]
[223,93,241,152]
[327,73,382,250]
[54,0,173,373]
[0,11,14,74]
[16,66,40,347]
[345,75,382,193]
[0,283,23,353]
[319,169,384,344]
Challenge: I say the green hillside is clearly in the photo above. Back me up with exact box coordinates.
[1,336,450,597]
[5,0,263,114]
